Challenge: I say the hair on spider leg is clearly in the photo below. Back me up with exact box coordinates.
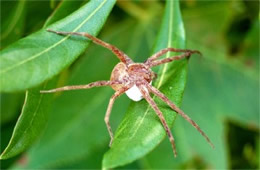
[41,30,214,156]
[138,85,178,157]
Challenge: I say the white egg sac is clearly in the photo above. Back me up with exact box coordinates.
[125,84,149,102]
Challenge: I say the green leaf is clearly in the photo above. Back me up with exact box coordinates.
[0,0,113,160]
[23,1,53,35]
[0,93,24,125]
[44,1,85,27]
[143,55,259,169]
[0,0,26,48]
[102,0,190,168]
[0,81,57,160]
[182,59,258,168]
[143,5,259,167]
[0,0,116,92]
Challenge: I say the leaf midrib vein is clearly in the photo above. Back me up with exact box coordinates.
[128,0,174,140]
[0,0,107,74]
[0,82,47,158]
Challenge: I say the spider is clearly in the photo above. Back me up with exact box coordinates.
[41,29,214,157]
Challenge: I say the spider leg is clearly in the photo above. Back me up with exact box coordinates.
[40,80,121,93]
[105,86,131,147]
[146,83,214,148]
[47,29,133,65]
[138,85,177,157]
[148,52,194,67]
[145,47,201,65]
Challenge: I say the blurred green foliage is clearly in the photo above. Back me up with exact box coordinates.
[0,0,259,169]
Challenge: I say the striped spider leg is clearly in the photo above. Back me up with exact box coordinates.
[41,30,214,156]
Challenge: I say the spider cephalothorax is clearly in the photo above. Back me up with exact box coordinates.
[127,63,155,83]
[111,62,155,101]
[41,29,214,157]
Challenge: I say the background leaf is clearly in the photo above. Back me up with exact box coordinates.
[142,52,259,169]
[44,1,86,27]
[102,0,195,168]
[0,0,26,48]
[23,1,54,35]
[140,1,259,169]
[0,0,84,160]
[0,0,116,92]
[0,81,57,160]
[0,93,24,125]
[0,0,115,160]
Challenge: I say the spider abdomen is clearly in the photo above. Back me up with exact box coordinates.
[110,62,129,91]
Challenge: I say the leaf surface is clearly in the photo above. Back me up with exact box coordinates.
[0,0,115,160]
[143,3,259,168]
[143,53,259,169]
[0,0,26,48]
[44,0,85,27]
[0,93,24,125]
[0,81,56,159]
[102,0,192,168]
[0,0,116,92]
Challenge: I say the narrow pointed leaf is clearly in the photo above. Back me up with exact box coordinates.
[0,93,24,125]
[0,0,116,92]
[43,0,85,27]
[143,2,259,169]
[0,0,115,160]
[103,0,196,168]
[143,51,259,169]
[0,81,57,160]
[0,0,26,48]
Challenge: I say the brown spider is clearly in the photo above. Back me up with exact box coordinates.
[41,29,214,157]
